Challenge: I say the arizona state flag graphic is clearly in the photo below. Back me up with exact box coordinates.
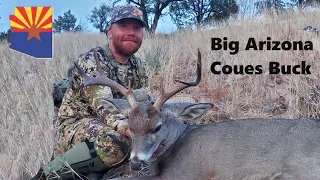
[9,6,52,59]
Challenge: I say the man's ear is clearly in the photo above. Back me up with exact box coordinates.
[179,103,213,120]
[107,26,112,38]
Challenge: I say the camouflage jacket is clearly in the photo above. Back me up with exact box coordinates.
[58,44,149,124]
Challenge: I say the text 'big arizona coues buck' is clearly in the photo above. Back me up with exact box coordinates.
[74,49,320,180]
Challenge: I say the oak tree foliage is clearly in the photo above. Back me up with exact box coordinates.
[53,10,83,33]
[87,1,120,33]
[125,0,184,33]
[169,0,239,28]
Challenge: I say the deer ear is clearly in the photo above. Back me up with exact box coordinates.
[97,98,131,115]
[103,100,121,114]
[179,103,213,120]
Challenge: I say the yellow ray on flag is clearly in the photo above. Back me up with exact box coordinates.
[37,7,52,28]
[25,7,33,26]
[14,7,31,28]
[41,23,52,29]
[10,20,26,29]
[35,7,43,26]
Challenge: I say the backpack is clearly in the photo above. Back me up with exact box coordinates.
[52,65,74,107]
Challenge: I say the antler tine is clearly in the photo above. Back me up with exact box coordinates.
[126,78,136,108]
[74,60,89,80]
[153,49,202,110]
[73,53,137,108]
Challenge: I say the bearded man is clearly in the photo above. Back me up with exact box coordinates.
[32,5,149,179]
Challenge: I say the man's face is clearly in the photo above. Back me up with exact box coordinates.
[108,19,143,57]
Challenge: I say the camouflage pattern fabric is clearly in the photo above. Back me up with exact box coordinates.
[110,5,146,27]
[55,44,149,167]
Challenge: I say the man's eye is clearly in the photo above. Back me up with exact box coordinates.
[133,25,142,29]
[135,27,142,31]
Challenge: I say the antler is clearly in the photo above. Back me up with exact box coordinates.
[153,48,202,110]
[73,51,137,109]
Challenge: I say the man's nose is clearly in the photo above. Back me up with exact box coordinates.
[126,26,136,36]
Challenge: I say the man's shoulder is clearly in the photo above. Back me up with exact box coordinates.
[76,46,109,73]
[79,46,107,60]
[130,54,145,68]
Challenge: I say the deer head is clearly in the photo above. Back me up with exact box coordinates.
[74,49,213,171]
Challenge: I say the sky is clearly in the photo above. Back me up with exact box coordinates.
[0,0,177,33]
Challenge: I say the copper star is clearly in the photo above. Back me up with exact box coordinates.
[133,9,142,16]
[24,24,41,41]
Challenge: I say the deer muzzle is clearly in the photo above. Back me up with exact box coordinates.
[130,156,147,171]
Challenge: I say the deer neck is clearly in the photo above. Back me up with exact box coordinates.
[151,119,187,161]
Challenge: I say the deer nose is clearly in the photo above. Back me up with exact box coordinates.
[130,160,143,171]
[130,156,146,171]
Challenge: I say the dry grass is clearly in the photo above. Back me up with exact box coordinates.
[1,9,320,179]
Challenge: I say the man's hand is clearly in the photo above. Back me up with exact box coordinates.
[101,113,131,137]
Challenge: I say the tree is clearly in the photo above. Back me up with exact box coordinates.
[210,0,239,22]
[297,0,305,9]
[0,29,12,42]
[125,0,184,33]
[169,0,239,29]
[53,10,83,33]
[254,0,273,14]
[87,2,118,33]
[294,0,320,10]
[237,0,258,19]
[77,19,90,32]
[254,0,298,15]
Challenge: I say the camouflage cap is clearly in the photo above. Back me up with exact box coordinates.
[110,5,146,27]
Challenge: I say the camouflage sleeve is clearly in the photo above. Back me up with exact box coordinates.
[73,48,129,135]
[72,48,113,118]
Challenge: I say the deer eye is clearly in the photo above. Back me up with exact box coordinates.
[151,125,162,134]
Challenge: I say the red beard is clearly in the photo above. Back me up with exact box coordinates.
[113,38,142,57]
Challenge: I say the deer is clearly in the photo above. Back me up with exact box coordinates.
[74,49,320,180]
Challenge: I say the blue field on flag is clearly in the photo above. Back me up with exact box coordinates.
[10,32,52,58]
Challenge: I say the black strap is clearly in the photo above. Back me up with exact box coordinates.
[85,139,97,158]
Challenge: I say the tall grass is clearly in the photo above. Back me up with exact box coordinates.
[1,9,320,179]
